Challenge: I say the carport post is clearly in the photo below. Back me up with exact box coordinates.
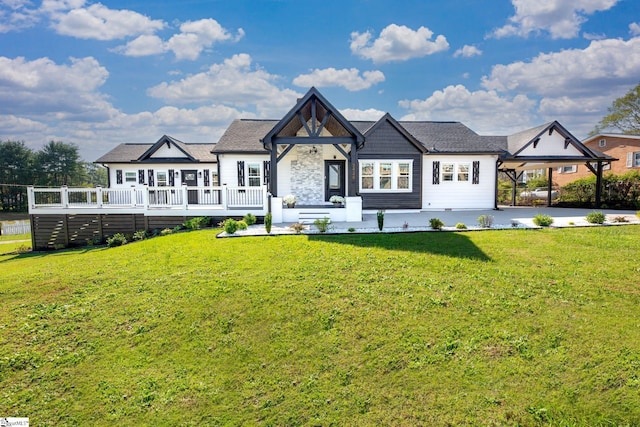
[595,161,603,208]
[547,167,553,207]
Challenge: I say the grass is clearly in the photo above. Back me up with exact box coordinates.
[1,227,640,425]
[0,233,31,255]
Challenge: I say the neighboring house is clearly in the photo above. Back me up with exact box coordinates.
[554,133,639,187]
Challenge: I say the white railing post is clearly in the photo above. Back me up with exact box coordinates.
[142,186,149,212]
[27,186,34,210]
[182,184,188,210]
[96,186,103,208]
[263,185,269,212]
[131,186,137,207]
[62,186,69,208]
[222,184,228,209]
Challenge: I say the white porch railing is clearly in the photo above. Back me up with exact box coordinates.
[28,185,267,215]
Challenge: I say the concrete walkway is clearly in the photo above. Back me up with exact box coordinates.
[221,206,640,237]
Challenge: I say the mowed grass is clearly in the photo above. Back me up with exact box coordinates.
[1,227,640,426]
[0,233,31,255]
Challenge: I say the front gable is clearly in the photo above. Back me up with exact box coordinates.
[360,113,426,155]
[513,122,590,158]
[138,135,195,162]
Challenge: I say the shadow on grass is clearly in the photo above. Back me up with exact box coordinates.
[308,230,491,261]
[0,245,107,263]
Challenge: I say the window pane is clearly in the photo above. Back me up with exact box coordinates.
[125,172,136,183]
[458,164,469,181]
[329,164,340,189]
[248,164,260,186]
[442,163,454,181]
[398,163,410,175]
[361,162,374,176]
[157,172,168,187]
[380,163,392,176]
[362,177,373,189]
[211,170,219,186]
[398,176,409,189]
[380,176,391,189]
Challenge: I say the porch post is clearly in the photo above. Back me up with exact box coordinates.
[494,160,500,210]
[270,144,278,197]
[348,142,358,197]
[595,161,603,208]
[547,167,553,207]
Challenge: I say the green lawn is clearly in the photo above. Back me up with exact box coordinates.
[1,227,640,426]
[0,233,30,255]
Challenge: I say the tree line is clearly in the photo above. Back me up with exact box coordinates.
[0,140,106,212]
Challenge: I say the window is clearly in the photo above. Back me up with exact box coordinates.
[125,172,136,183]
[559,165,577,173]
[359,160,412,192]
[628,152,640,168]
[156,171,168,187]
[599,139,606,147]
[247,163,261,187]
[211,169,219,186]
[441,163,470,182]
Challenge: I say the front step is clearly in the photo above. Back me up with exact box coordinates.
[298,211,332,224]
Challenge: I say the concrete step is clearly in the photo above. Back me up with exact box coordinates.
[298,212,332,224]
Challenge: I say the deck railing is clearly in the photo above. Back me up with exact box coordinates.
[28,185,267,213]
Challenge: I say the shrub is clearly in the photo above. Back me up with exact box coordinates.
[264,212,272,234]
[477,214,494,228]
[586,211,606,224]
[455,222,467,230]
[107,233,127,247]
[290,223,306,234]
[348,227,355,232]
[314,217,331,233]
[429,218,444,230]
[612,216,629,223]
[183,217,209,230]
[533,214,554,227]
[377,210,384,231]
[222,218,239,234]
[160,228,173,236]
[243,213,257,226]
[132,229,149,241]
[237,220,248,230]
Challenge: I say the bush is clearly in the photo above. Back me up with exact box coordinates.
[106,233,127,247]
[533,214,554,227]
[477,214,494,228]
[377,210,384,231]
[243,213,257,226]
[237,220,248,230]
[586,211,606,224]
[264,212,272,234]
[314,217,331,233]
[348,227,355,232]
[455,222,467,230]
[132,229,149,241]
[429,218,444,230]
[290,223,306,234]
[222,218,239,234]
[183,217,210,230]
[160,228,173,236]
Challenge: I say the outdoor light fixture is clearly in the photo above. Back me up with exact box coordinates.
[310,145,317,154]
[198,171,202,177]
[175,171,179,177]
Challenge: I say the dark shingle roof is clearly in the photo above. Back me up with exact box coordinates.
[95,136,218,163]
[212,119,277,154]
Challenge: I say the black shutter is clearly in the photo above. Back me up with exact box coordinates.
[169,169,175,186]
[472,161,480,184]
[138,169,145,184]
[432,161,440,185]
[148,169,154,186]
[203,169,210,186]
[116,169,123,185]
[263,160,270,185]
[237,161,245,186]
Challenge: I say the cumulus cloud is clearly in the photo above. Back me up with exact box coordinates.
[0,55,114,120]
[630,22,640,36]
[147,53,301,117]
[0,0,40,32]
[490,0,620,39]
[340,108,385,121]
[481,37,640,97]
[454,45,482,58]
[115,18,244,60]
[51,2,165,40]
[399,84,538,134]
[350,24,449,63]
[292,68,385,91]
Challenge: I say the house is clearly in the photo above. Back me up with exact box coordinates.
[554,133,638,187]
[28,87,614,249]
[92,87,613,222]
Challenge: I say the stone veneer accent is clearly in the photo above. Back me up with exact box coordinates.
[290,145,324,204]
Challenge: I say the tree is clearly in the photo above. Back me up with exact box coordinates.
[34,141,82,186]
[592,83,640,135]
[0,140,35,211]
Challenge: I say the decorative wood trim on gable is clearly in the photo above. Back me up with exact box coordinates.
[137,135,196,162]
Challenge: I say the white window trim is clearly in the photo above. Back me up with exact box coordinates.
[441,162,471,183]
[359,160,413,193]
[156,170,168,187]
[599,139,606,147]
[559,165,577,174]
[124,171,136,183]
[247,162,261,187]
[629,152,640,168]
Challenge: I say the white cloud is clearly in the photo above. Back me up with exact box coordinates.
[340,108,385,121]
[630,22,640,36]
[454,45,482,58]
[0,56,113,120]
[115,18,244,60]
[490,0,620,39]
[0,0,40,32]
[481,37,640,97]
[292,68,385,91]
[350,24,449,63]
[399,84,538,134]
[147,54,302,117]
[51,2,165,40]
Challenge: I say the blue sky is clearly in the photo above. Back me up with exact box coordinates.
[1,0,639,160]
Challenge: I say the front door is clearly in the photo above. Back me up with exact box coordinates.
[181,169,198,204]
[324,160,345,202]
